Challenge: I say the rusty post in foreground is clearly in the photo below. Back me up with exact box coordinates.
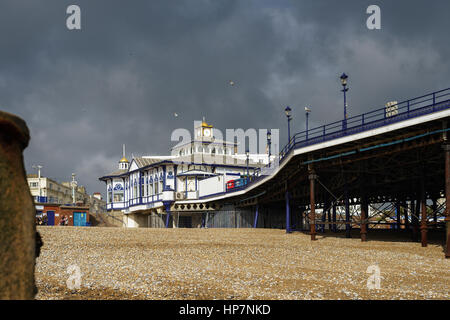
[0,110,36,299]
[309,169,317,241]
[444,144,450,258]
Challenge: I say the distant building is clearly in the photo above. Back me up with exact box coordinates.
[27,174,106,220]
[27,174,88,204]
[35,204,90,226]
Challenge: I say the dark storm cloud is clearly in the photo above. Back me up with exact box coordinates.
[0,0,449,196]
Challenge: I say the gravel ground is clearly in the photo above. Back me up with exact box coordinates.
[35,226,450,300]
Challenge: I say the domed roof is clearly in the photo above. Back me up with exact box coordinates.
[119,156,129,163]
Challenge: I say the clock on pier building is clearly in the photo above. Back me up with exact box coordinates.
[196,117,214,140]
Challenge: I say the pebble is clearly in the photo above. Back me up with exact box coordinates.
[34,226,450,300]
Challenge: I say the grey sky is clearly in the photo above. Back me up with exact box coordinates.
[1,0,449,196]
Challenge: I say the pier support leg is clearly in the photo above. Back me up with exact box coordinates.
[420,178,428,247]
[322,197,328,233]
[443,144,450,258]
[414,197,420,242]
[164,202,172,228]
[253,204,259,228]
[285,191,291,233]
[332,203,337,232]
[345,184,351,238]
[309,171,317,241]
[361,196,368,242]
[327,201,332,231]
[404,200,409,231]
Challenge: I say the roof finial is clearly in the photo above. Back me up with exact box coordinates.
[202,116,206,123]
[123,144,125,158]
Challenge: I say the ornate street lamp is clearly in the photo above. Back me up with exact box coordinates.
[305,106,311,140]
[71,173,77,205]
[340,73,349,130]
[285,106,292,143]
[245,148,250,184]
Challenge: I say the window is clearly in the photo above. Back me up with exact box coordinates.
[114,191,123,202]
[154,181,159,194]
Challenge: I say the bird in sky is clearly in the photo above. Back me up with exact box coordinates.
[174,112,178,117]
[229,80,235,86]
[305,106,311,112]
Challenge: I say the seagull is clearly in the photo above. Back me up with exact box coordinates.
[229,80,235,86]
[305,106,311,112]
[174,112,178,117]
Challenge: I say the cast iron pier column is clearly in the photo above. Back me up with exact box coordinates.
[361,195,368,242]
[309,170,317,241]
[444,144,450,258]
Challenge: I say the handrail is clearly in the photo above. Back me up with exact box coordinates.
[279,87,450,162]
[225,87,450,193]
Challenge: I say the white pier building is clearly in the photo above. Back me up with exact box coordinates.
[99,119,268,228]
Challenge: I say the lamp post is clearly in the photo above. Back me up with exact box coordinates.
[71,173,77,205]
[340,73,349,130]
[285,106,292,143]
[32,165,43,202]
[305,106,311,140]
[245,148,250,184]
[267,130,272,167]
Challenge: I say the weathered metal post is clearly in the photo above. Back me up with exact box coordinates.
[414,196,420,242]
[332,203,337,232]
[327,202,332,231]
[253,204,259,228]
[345,184,351,238]
[309,170,317,240]
[443,144,450,258]
[360,196,368,242]
[322,197,329,233]
[420,176,428,247]
[285,190,291,233]
[0,111,36,299]
[164,202,171,228]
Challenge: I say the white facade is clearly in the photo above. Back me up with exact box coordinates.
[99,120,266,227]
[27,175,88,205]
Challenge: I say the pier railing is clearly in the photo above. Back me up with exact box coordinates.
[279,88,450,163]
[225,87,450,194]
